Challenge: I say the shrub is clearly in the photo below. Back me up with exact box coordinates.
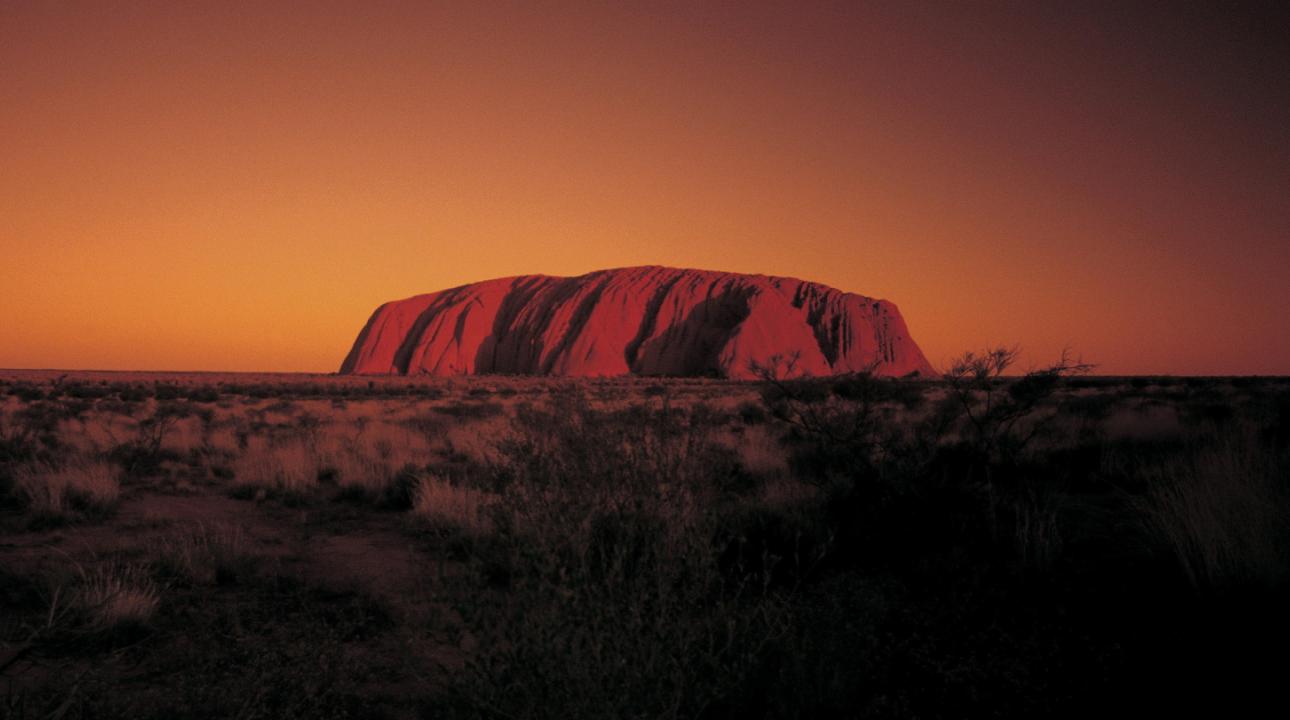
[941,346,1093,465]
[109,401,198,475]
[755,368,925,496]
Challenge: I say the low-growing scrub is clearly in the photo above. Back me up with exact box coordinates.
[3,368,1289,718]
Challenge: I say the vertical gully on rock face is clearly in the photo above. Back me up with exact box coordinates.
[625,272,685,371]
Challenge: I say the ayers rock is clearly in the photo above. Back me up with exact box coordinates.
[340,266,935,379]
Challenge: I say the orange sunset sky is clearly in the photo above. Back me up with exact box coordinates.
[2,1,1287,375]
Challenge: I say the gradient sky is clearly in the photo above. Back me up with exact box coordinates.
[2,1,1287,374]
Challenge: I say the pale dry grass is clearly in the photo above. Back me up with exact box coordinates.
[411,474,494,536]
[214,409,438,499]
[232,437,317,495]
[15,458,121,517]
[316,421,430,493]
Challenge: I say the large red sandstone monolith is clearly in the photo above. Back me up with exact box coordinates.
[340,266,935,379]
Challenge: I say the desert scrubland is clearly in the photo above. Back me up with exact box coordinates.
[1,360,1288,719]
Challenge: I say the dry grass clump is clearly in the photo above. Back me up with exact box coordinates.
[315,422,428,505]
[223,420,434,504]
[231,437,317,498]
[1141,429,1290,589]
[411,474,494,537]
[14,458,121,519]
[319,423,420,485]
[75,562,160,631]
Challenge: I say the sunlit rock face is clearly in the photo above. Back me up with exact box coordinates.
[340,266,936,379]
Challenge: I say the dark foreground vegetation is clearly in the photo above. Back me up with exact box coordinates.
[2,359,1288,718]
